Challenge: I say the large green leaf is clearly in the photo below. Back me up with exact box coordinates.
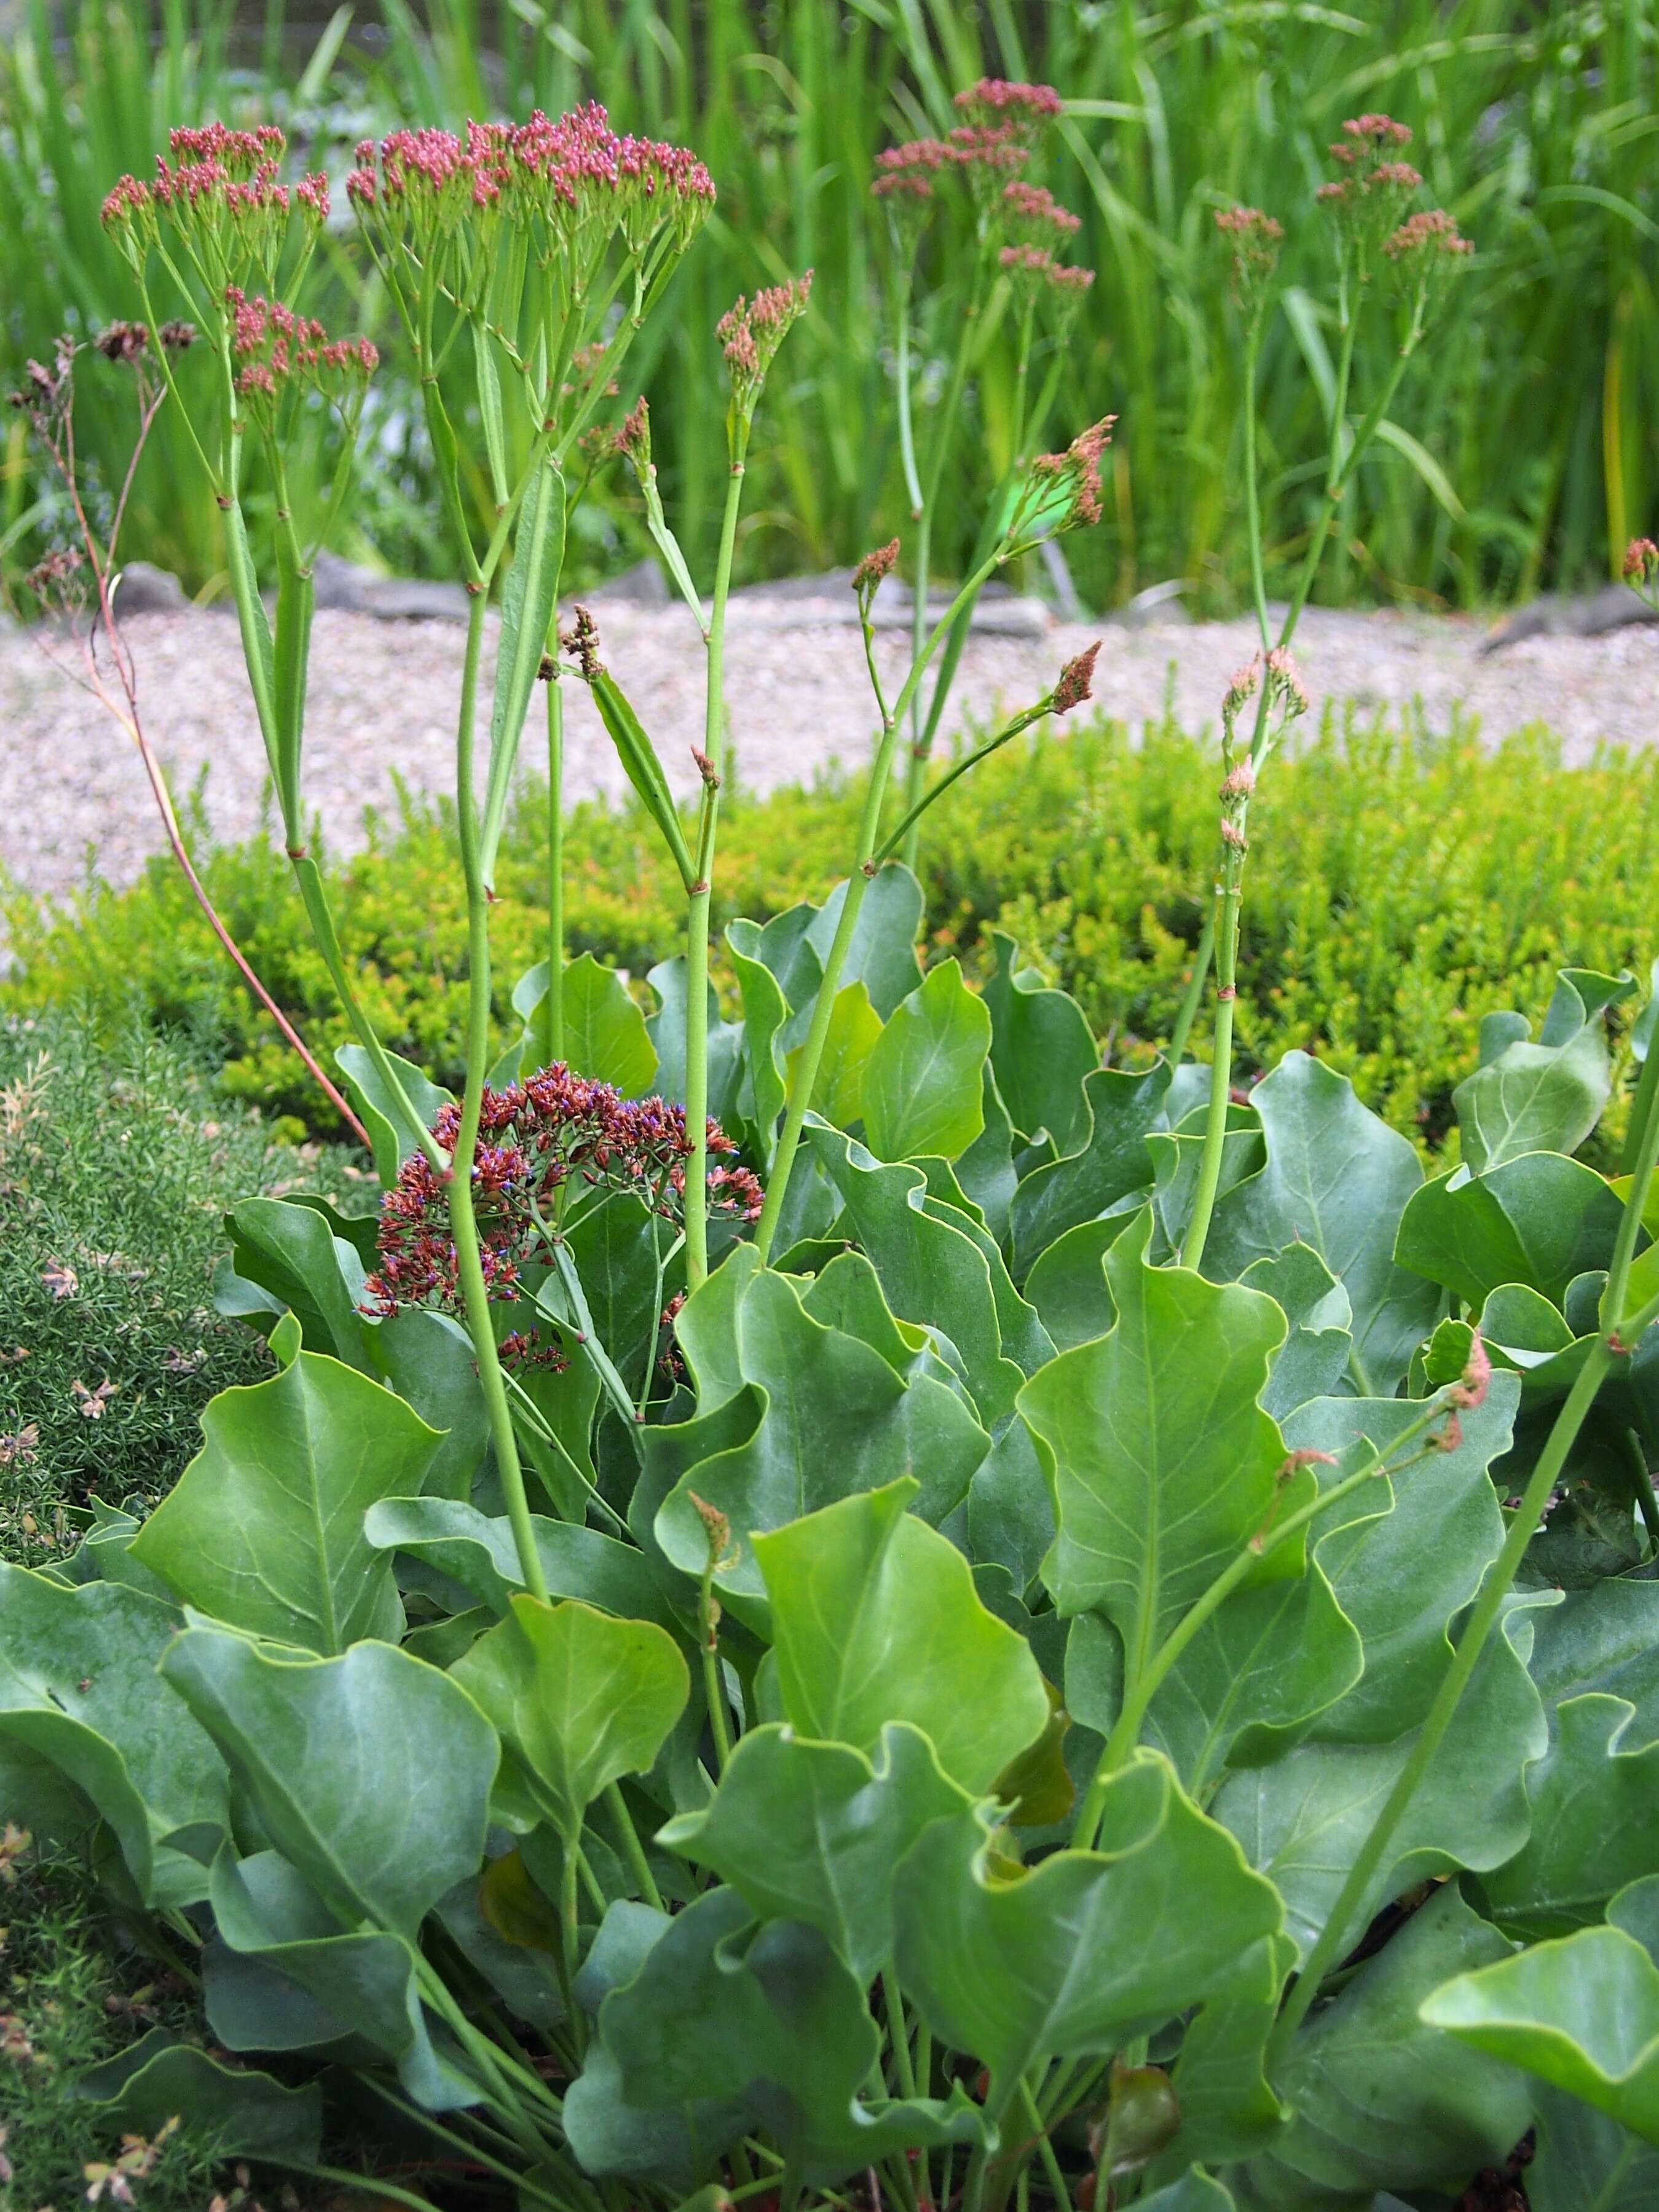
[1142,1546,1361,1793]
[1009,1063,1171,1280]
[1423,1922,1659,2146]
[981,931,1097,1152]
[572,1885,987,2187]
[654,1255,989,1615]
[1022,1213,1301,1682]
[1528,2083,1659,2211]
[367,1309,489,1501]
[647,956,743,1121]
[556,951,659,1093]
[203,1846,471,2108]
[1397,1151,1626,1310]
[160,1629,497,1940]
[1484,1694,1659,1937]
[0,1566,228,1905]
[789,981,883,1127]
[451,1596,687,1841]
[1200,1051,1437,1393]
[752,1478,1048,1793]
[658,1721,973,1982]
[1529,1580,1659,1725]
[222,1194,371,1369]
[363,1495,682,1630]
[72,2028,323,2159]
[1024,1216,1129,1350]
[806,865,925,1019]
[1454,969,1635,1175]
[1153,1935,1294,2175]
[1280,1379,1520,1742]
[1240,1244,1354,1419]
[805,1124,1045,1420]
[1213,1608,1546,1964]
[1251,1883,1530,2202]
[893,1750,1282,2093]
[861,958,991,1162]
[727,918,789,1151]
[130,1350,442,1653]
[336,1044,453,1189]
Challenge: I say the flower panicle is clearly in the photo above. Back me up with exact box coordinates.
[718,270,813,414]
[365,1063,764,1328]
[1214,204,1283,311]
[1018,414,1116,538]
[226,285,376,412]
[851,537,900,612]
[1624,537,1659,612]
[1052,640,1100,715]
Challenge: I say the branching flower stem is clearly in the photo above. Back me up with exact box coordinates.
[752,551,1006,1261]
[1264,1050,1659,2070]
[684,444,748,1289]
[1180,286,1423,1274]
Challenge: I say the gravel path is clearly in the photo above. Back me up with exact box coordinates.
[2,588,1655,900]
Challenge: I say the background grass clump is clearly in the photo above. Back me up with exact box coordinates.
[1,0,1655,610]
[7,707,1658,1159]
[0,1012,364,1566]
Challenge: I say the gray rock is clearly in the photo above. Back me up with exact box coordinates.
[727,569,1051,637]
[112,561,187,615]
[312,551,470,622]
[1103,579,1190,629]
[592,556,671,605]
[1478,583,1659,655]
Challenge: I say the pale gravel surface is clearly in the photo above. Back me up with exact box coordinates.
[2,590,1656,900]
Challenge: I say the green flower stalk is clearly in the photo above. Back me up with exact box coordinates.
[1177,130,1472,1273]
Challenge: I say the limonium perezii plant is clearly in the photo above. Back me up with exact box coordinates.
[11,87,1659,2212]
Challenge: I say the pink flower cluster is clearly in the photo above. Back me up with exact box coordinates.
[363,1063,763,1323]
[347,103,715,259]
[717,272,813,406]
[953,79,1064,127]
[101,121,328,271]
[1214,205,1283,304]
[226,286,377,405]
[1382,207,1473,264]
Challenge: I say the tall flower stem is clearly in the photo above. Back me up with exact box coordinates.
[683,446,747,1290]
[450,587,551,1603]
[897,274,985,865]
[1180,288,1416,1272]
[1266,1050,1659,2071]
[543,663,565,1066]
[753,554,1003,1262]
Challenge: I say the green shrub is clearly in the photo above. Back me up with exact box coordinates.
[10,707,1658,1154]
[0,1012,365,1561]
[0,1843,218,2212]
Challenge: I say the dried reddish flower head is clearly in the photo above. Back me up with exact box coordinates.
[614,395,652,473]
[851,537,900,606]
[1052,640,1100,715]
[1020,415,1116,538]
[364,1064,764,1331]
[94,321,149,364]
[1449,1329,1491,1411]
